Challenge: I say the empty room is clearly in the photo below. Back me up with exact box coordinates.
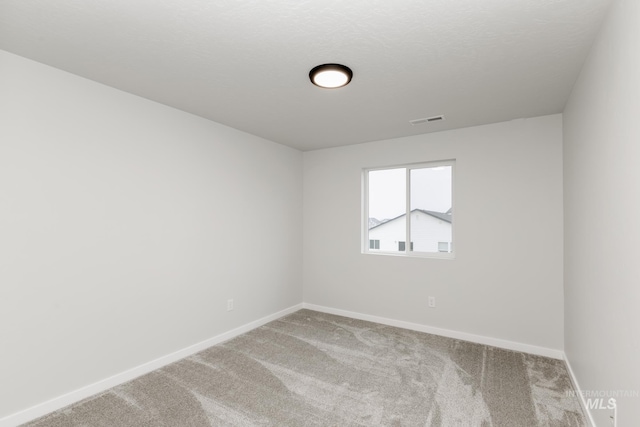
[1,0,638,426]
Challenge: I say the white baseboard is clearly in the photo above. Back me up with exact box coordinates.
[0,303,303,427]
[563,355,596,427]
[302,303,564,360]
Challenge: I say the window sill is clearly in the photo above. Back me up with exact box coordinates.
[362,250,455,260]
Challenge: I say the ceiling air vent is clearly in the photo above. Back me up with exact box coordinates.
[409,115,445,126]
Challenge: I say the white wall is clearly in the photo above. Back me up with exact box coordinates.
[0,50,302,419]
[303,115,563,349]
[563,0,640,425]
[303,115,564,351]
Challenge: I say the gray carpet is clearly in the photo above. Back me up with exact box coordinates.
[24,309,586,426]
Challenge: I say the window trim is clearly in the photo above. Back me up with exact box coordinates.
[362,160,455,259]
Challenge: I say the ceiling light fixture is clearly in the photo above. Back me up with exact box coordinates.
[309,64,353,89]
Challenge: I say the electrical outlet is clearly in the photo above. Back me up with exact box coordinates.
[227,299,234,311]
[428,296,436,308]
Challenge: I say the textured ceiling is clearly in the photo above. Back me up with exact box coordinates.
[0,0,613,151]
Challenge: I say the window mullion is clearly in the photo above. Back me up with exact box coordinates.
[364,171,369,252]
[405,168,411,253]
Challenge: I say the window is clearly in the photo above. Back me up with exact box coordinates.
[438,241,452,253]
[364,160,454,258]
[398,241,414,251]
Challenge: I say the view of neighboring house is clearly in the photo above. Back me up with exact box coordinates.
[369,209,452,253]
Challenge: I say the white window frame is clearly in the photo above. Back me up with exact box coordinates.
[362,160,455,259]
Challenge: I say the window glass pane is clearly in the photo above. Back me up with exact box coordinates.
[368,168,406,252]
[410,166,452,253]
[398,241,405,251]
[438,241,451,252]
